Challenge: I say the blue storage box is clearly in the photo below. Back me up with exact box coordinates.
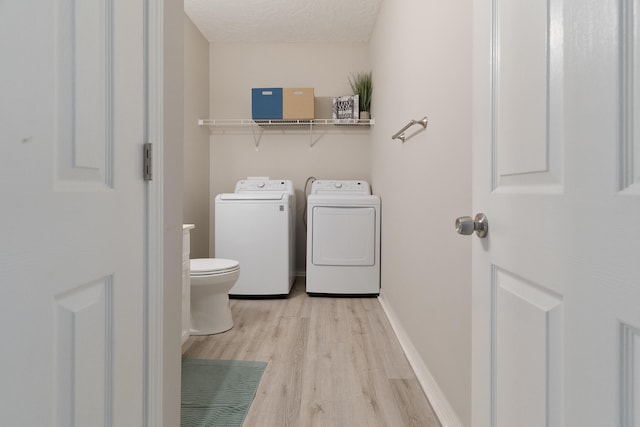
[252,88,283,120]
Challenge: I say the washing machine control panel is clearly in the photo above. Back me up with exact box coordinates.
[235,179,294,193]
[310,180,371,195]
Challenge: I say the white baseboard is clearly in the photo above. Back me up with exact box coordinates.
[378,295,464,427]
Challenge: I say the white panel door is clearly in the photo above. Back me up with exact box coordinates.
[0,0,146,425]
[472,0,640,426]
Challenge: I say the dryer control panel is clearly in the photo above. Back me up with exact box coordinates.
[310,180,371,195]
[235,179,294,194]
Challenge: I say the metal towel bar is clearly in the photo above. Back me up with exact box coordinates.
[391,116,428,143]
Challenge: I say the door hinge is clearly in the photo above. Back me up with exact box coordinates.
[143,143,152,181]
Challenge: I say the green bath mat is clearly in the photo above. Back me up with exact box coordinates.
[181,358,267,427]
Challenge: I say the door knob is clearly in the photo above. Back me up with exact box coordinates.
[455,213,488,238]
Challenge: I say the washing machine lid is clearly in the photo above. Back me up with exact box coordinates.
[190,258,239,276]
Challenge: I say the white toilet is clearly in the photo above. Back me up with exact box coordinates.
[189,258,240,335]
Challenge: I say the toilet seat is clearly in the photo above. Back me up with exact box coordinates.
[190,258,240,276]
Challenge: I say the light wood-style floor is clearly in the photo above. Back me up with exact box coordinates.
[182,279,442,427]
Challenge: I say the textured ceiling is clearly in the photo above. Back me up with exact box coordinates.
[184,0,383,43]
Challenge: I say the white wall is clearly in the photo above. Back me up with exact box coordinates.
[369,0,473,425]
[208,43,372,271]
[183,15,210,258]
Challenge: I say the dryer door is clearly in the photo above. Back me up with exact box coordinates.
[311,206,376,266]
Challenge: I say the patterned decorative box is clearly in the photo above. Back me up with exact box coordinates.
[332,95,359,122]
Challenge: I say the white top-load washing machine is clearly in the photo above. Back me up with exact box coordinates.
[214,179,296,297]
[306,180,380,296]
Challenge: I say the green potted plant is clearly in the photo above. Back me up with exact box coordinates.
[348,71,373,119]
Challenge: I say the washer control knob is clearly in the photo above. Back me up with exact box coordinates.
[257,181,265,188]
[335,182,342,188]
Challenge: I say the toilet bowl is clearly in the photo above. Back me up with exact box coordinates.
[189,258,240,335]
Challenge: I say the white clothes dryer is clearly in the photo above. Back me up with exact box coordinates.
[306,180,380,296]
[214,179,296,297]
